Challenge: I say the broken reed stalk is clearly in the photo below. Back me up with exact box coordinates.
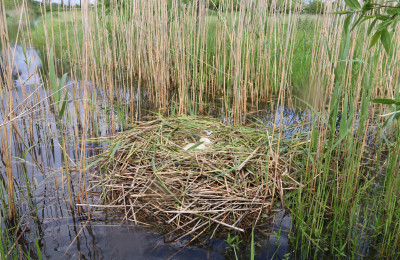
[90,116,304,237]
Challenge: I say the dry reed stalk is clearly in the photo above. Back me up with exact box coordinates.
[4,0,400,127]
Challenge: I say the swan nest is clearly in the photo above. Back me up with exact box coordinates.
[91,116,301,239]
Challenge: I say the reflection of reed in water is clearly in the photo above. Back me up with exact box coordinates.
[0,61,3,84]
[3,45,41,88]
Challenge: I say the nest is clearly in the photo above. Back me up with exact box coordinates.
[93,116,297,240]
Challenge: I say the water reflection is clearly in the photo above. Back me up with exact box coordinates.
[259,210,292,258]
[4,45,42,88]
[40,222,226,259]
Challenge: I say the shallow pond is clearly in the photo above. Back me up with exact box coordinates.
[0,45,305,259]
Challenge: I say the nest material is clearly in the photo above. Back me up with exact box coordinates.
[94,116,296,239]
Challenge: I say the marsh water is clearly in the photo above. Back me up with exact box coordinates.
[0,45,306,259]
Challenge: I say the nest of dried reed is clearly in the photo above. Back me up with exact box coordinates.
[92,116,299,240]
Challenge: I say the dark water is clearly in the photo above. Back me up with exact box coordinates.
[0,45,303,259]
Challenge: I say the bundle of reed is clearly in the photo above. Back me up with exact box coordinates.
[92,116,301,239]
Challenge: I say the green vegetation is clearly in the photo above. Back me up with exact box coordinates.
[3,0,22,9]
[2,0,37,43]
[335,0,399,53]
[1,0,400,258]
[304,0,325,14]
[30,10,84,71]
[225,233,242,259]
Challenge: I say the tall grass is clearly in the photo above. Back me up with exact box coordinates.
[1,0,400,258]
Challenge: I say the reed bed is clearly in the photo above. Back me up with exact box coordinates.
[1,0,400,257]
[92,116,302,238]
